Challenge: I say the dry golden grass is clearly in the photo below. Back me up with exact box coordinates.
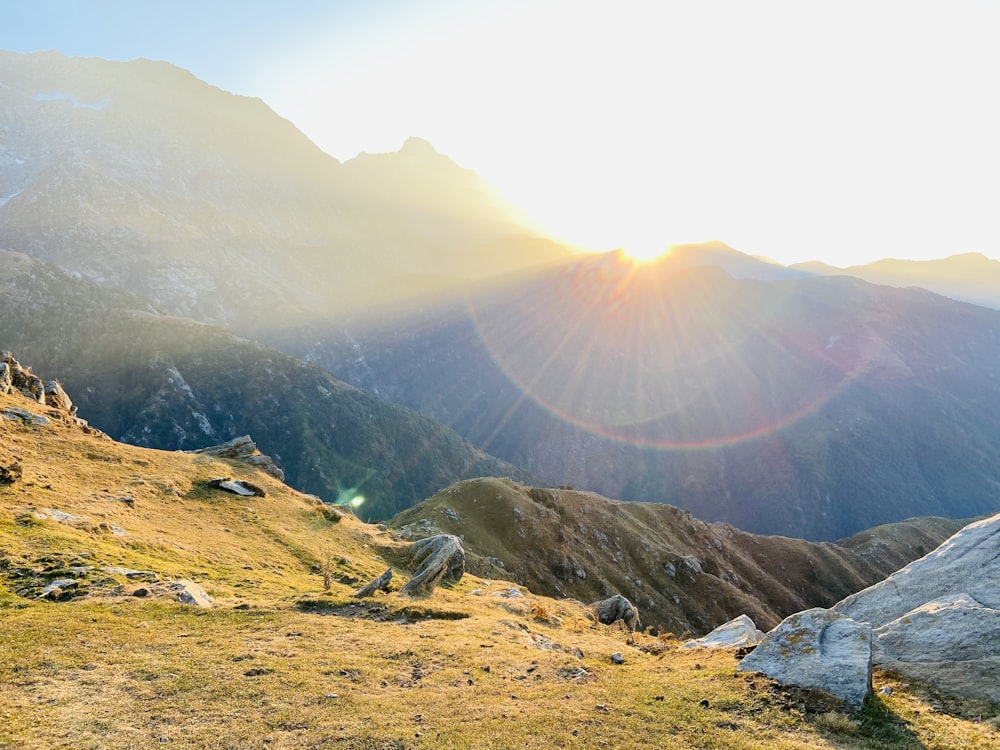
[2,393,998,749]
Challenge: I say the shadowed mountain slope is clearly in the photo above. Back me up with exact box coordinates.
[0,251,529,520]
[306,251,1000,540]
[390,478,969,635]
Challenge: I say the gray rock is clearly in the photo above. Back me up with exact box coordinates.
[872,593,1000,702]
[590,594,640,632]
[169,579,213,608]
[683,614,765,649]
[193,435,284,481]
[738,608,872,709]
[103,566,160,582]
[208,477,266,497]
[1,406,50,425]
[833,512,1000,626]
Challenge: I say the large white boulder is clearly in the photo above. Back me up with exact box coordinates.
[737,608,872,709]
[872,593,1000,702]
[833,512,1000,626]
[683,614,764,649]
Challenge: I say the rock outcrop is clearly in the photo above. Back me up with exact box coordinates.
[737,608,873,709]
[682,614,764,649]
[831,512,1000,703]
[590,594,641,632]
[193,435,285,481]
[400,535,465,596]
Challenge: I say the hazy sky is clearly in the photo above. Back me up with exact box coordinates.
[4,0,998,266]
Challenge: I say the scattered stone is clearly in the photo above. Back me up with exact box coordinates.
[590,594,640,632]
[207,477,266,497]
[738,608,873,710]
[41,579,78,597]
[496,587,523,599]
[354,568,394,598]
[400,535,465,596]
[39,507,87,525]
[133,587,151,598]
[610,652,624,664]
[1,406,50,425]
[168,579,213,608]
[682,614,765,650]
[193,435,284,481]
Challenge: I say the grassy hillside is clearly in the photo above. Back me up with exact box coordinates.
[1,389,997,749]
[389,479,968,635]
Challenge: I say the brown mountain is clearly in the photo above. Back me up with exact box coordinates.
[390,478,969,634]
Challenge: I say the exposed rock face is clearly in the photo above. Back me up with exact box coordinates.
[831,512,1000,702]
[872,594,1000,702]
[682,614,764,649]
[400,535,465,597]
[738,608,873,710]
[833,512,1000,624]
[1,351,48,404]
[193,435,284,481]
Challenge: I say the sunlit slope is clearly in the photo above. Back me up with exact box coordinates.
[311,251,1000,539]
[0,251,531,519]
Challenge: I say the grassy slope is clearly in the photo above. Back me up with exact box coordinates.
[1,391,996,749]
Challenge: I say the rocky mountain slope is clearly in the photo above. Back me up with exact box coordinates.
[0,254,530,519]
[307,251,1000,539]
[389,478,969,635]
[0,50,568,334]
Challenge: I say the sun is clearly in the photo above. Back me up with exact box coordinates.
[620,242,673,263]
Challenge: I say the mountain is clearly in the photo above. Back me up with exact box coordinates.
[5,382,995,748]
[792,253,1000,309]
[0,50,569,334]
[303,251,1000,540]
[0,250,530,520]
[663,241,811,281]
[390,478,969,635]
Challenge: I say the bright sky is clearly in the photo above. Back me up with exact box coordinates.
[3,0,998,266]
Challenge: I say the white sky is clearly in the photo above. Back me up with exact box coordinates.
[4,0,999,266]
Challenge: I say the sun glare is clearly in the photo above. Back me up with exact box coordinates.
[620,243,673,263]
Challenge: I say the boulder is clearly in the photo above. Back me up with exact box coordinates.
[43,380,76,415]
[738,608,872,710]
[400,534,465,596]
[590,594,640,632]
[207,477,267,497]
[683,614,764,649]
[872,593,1000,703]
[833,512,1000,626]
[830,512,1000,702]
[169,579,213,608]
[193,435,285,481]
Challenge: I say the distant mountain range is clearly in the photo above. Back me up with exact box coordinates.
[793,252,1000,309]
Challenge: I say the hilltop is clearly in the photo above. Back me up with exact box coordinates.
[2,376,996,748]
